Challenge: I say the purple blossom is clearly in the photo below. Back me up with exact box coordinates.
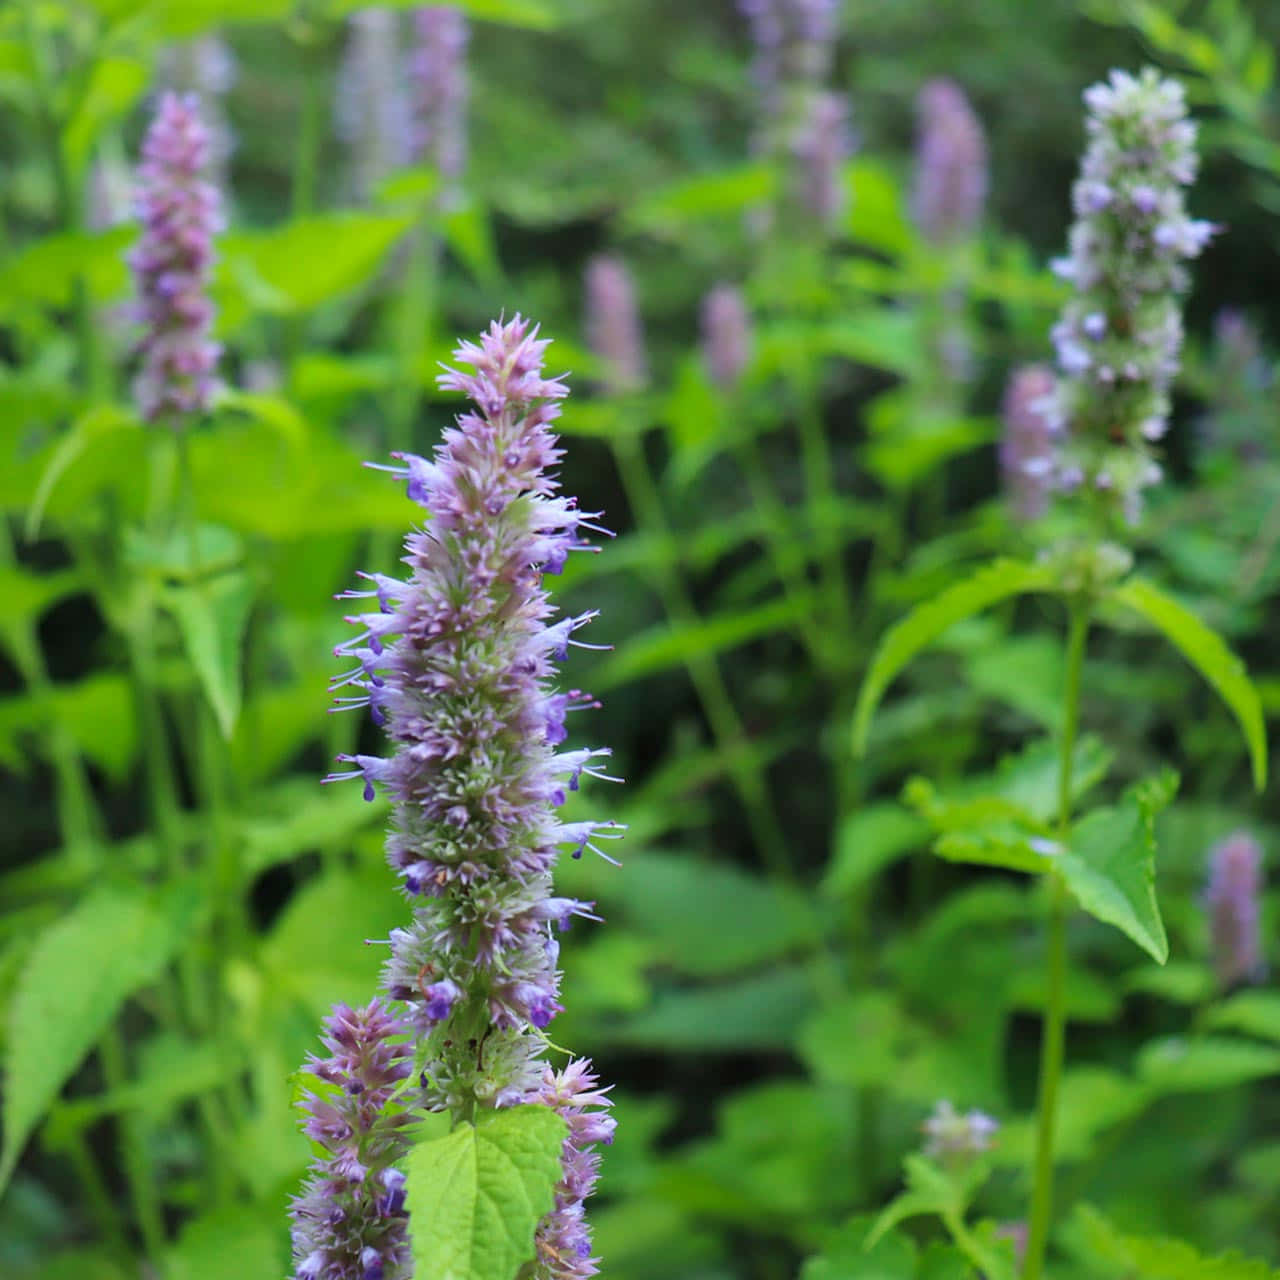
[1000,364,1059,522]
[701,284,752,391]
[409,7,469,206]
[128,92,223,424]
[584,255,647,392]
[912,77,988,245]
[1048,69,1211,525]
[791,89,852,230]
[921,1099,999,1162]
[335,9,410,203]
[289,1001,414,1280]
[159,36,237,187]
[524,1059,616,1279]
[324,316,621,1270]
[1205,832,1265,986]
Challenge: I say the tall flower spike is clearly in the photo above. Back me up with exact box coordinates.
[584,255,647,393]
[409,6,470,207]
[336,9,410,204]
[701,283,753,391]
[289,1001,415,1280]
[912,77,988,246]
[1047,68,1213,525]
[1000,364,1059,523]
[1205,832,1265,987]
[791,88,853,230]
[128,91,223,424]
[159,35,237,189]
[326,316,620,1277]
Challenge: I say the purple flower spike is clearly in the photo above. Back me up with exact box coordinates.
[912,77,988,246]
[701,284,752,391]
[410,7,469,206]
[525,1059,616,1279]
[1047,68,1211,525]
[289,1001,414,1280]
[584,255,647,393]
[128,91,223,425]
[325,316,621,1273]
[336,9,410,203]
[792,89,852,230]
[1205,832,1265,986]
[1000,364,1059,522]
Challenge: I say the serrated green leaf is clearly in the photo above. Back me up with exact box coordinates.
[853,560,1057,753]
[163,572,255,738]
[0,882,196,1193]
[1073,1203,1280,1278]
[1109,577,1267,790]
[1057,773,1176,963]
[405,1106,567,1280]
[801,1215,916,1280]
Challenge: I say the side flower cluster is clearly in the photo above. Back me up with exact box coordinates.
[1000,364,1059,523]
[701,283,753,391]
[1047,68,1213,524]
[312,316,619,1279]
[584,255,648,393]
[912,76,987,246]
[921,1099,999,1164]
[290,1002,415,1280]
[128,91,223,424]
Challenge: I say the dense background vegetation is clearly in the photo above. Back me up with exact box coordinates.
[3,1,1280,1277]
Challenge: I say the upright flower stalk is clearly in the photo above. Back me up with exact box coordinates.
[409,6,470,207]
[1205,832,1265,986]
[912,77,988,247]
[1047,68,1213,526]
[336,9,409,203]
[1025,69,1208,1280]
[298,316,619,1279]
[584,254,647,393]
[128,91,223,425]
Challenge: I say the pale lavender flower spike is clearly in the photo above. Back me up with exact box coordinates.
[336,9,410,203]
[912,77,988,245]
[1000,364,1059,522]
[1047,68,1213,524]
[324,316,619,1279]
[289,1001,414,1280]
[410,6,469,205]
[128,91,223,424]
[585,255,648,392]
[701,283,753,391]
[792,88,852,229]
[1205,832,1265,986]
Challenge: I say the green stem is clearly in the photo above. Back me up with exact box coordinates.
[63,1128,127,1252]
[1023,601,1090,1280]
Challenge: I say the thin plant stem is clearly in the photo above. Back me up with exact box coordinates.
[1023,600,1090,1280]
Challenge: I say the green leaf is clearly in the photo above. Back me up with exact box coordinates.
[1137,1035,1280,1095]
[852,560,1057,753]
[164,1203,285,1280]
[1073,1203,1280,1278]
[1056,773,1175,964]
[846,158,911,256]
[1109,577,1267,790]
[800,1214,917,1280]
[593,593,814,689]
[625,163,774,237]
[442,202,501,285]
[1205,991,1280,1043]
[798,992,927,1090]
[24,405,143,540]
[0,882,196,1193]
[163,572,255,738]
[405,1106,567,1280]
[820,803,928,897]
[62,56,148,176]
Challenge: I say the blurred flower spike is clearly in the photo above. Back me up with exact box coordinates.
[922,1100,999,1163]
[1205,832,1265,987]
[128,91,223,425]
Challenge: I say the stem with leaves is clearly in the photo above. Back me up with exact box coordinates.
[1024,598,1090,1280]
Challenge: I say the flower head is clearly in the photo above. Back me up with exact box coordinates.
[128,91,223,424]
[912,77,987,245]
[584,255,647,393]
[409,6,469,205]
[1001,364,1060,522]
[701,284,753,391]
[289,1001,414,1280]
[1047,68,1212,524]
[1205,832,1265,986]
[324,315,620,1274]
[921,1100,999,1162]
